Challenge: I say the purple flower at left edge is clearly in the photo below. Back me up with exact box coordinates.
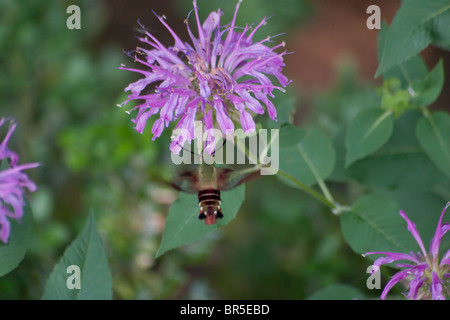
[118,0,290,154]
[0,118,40,244]
[365,202,450,300]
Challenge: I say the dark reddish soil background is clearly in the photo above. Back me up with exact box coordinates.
[102,0,450,112]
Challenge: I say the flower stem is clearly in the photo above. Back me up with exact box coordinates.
[235,135,259,165]
[234,130,350,215]
[317,178,336,205]
[422,107,431,118]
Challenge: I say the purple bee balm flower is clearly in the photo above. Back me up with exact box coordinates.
[365,202,450,300]
[0,118,39,244]
[119,0,290,153]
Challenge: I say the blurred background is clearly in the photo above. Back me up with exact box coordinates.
[1,0,449,299]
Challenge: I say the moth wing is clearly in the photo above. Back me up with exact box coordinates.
[217,166,261,191]
[171,169,199,194]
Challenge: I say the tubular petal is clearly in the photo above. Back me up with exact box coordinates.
[431,272,445,300]
[399,210,428,257]
[430,202,450,258]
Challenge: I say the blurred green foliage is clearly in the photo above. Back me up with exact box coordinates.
[0,0,388,300]
[175,0,313,41]
[0,0,173,299]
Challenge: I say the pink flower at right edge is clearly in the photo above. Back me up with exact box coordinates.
[0,118,39,243]
[365,202,450,300]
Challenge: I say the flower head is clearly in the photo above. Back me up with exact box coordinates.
[0,118,39,243]
[119,0,290,153]
[365,202,450,300]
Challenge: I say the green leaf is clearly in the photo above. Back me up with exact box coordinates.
[376,21,388,63]
[416,111,450,178]
[307,284,366,300]
[345,108,393,167]
[386,55,428,87]
[378,24,428,88]
[390,190,450,252]
[431,7,450,50]
[349,152,443,193]
[378,23,444,108]
[333,111,445,193]
[278,128,335,187]
[42,214,112,300]
[263,96,296,129]
[376,0,450,77]
[156,184,245,258]
[0,202,33,277]
[411,59,445,107]
[341,193,417,255]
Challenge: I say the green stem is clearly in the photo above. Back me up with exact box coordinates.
[232,129,351,215]
[237,165,262,176]
[296,144,337,206]
[422,107,431,118]
[399,64,413,87]
[317,179,336,205]
[235,135,258,165]
[259,129,279,165]
[276,170,337,211]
